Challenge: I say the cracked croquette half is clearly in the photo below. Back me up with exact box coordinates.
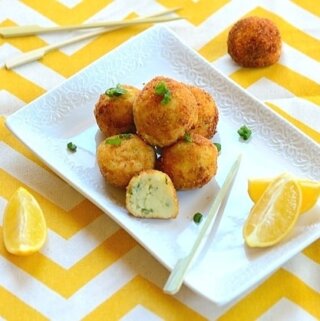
[126,169,179,219]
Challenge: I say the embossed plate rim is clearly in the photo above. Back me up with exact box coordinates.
[5,25,320,305]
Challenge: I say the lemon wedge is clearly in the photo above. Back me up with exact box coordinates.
[243,173,302,247]
[248,177,320,214]
[2,187,47,255]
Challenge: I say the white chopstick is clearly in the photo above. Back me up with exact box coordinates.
[0,7,181,38]
[4,9,182,69]
[163,154,242,295]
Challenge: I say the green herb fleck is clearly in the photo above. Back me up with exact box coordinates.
[105,84,127,97]
[67,142,77,152]
[214,143,221,152]
[119,133,132,139]
[105,136,122,146]
[105,134,132,146]
[141,208,154,215]
[193,212,203,224]
[237,125,252,141]
[155,82,171,105]
[183,132,192,143]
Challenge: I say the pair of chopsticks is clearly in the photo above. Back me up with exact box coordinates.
[163,154,242,295]
[2,8,182,69]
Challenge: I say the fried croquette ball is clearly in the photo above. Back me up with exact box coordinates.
[189,85,219,139]
[97,134,155,188]
[227,16,281,67]
[159,133,218,190]
[94,84,140,137]
[133,76,198,147]
[126,169,179,219]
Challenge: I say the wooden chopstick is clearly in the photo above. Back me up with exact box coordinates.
[0,7,181,38]
[163,154,242,295]
[5,10,182,69]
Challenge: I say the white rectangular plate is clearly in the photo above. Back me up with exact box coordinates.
[6,26,320,305]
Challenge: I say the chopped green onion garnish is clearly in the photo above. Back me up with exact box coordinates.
[183,132,192,143]
[67,142,77,152]
[237,125,252,141]
[155,82,167,95]
[155,82,171,105]
[105,133,132,146]
[105,84,127,97]
[214,143,221,152]
[193,212,203,224]
[162,91,171,104]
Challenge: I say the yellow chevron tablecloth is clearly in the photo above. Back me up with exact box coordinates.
[1,1,320,320]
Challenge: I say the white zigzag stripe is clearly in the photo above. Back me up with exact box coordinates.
[0,196,119,268]
[86,0,135,22]
[0,142,84,211]
[0,256,67,319]
[269,97,320,133]
[284,252,320,293]
[1,0,169,56]
[247,78,294,101]
[0,43,65,90]
[0,0,54,25]
[169,0,256,50]
[59,0,174,55]
[107,246,320,321]
[279,43,320,84]
[1,0,175,57]
[42,0,134,55]
[0,249,137,321]
[257,298,318,321]
[0,0,99,55]
[40,215,119,268]
[246,78,320,132]
[212,56,240,76]
[0,197,5,213]
[212,43,320,85]
[1,0,249,56]
[0,90,25,116]
[57,0,82,9]
[262,0,320,40]
[167,0,320,51]
[0,198,217,321]
[119,245,230,321]
[0,44,15,68]
[0,0,87,56]
[2,0,319,60]
[121,305,164,321]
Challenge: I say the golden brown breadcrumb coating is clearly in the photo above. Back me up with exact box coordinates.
[227,16,281,67]
[158,133,218,190]
[189,85,219,138]
[97,134,155,188]
[133,76,198,147]
[94,85,140,137]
